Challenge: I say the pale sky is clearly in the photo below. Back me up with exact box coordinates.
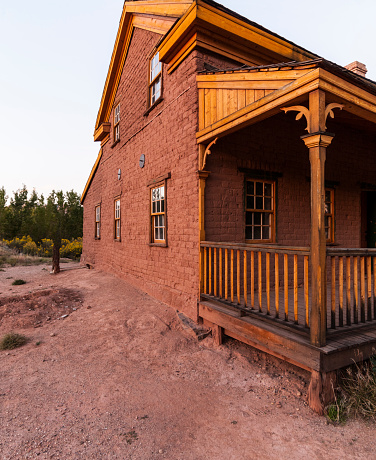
[1,0,375,199]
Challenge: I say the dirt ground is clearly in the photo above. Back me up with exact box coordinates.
[0,263,375,459]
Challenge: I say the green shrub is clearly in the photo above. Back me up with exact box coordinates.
[12,279,26,285]
[0,332,28,350]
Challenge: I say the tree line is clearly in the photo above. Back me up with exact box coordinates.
[0,186,83,272]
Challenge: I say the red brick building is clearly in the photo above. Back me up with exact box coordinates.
[82,0,376,412]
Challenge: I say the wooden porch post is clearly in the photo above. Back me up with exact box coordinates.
[198,164,210,295]
[301,90,334,347]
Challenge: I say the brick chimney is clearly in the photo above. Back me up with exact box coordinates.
[345,61,368,77]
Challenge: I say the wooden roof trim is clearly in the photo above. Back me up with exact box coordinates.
[94,1,193,134]
[81,149,103,204]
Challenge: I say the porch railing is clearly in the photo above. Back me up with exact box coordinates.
[200,242,376,334]
[327,248,376,330]
[200,242,310,330]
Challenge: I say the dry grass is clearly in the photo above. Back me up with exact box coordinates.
[0,244,49,268]
[0,332,28,350]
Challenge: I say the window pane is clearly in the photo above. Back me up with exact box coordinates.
[255,197,263,210]
[246,196,254,209]
[246,212,253,225]
[246,181,254,195]
[160,215,165,227]
[264,183,272,197]
[160,186,164,199]
[256,182,263,196]
[325,190,331,202]
[254,213,261,225]
[156,201,160,213]
[254,226,261,239]
[264,197,272,210]
[262,226,270,240]
[245,226,253,240]
[262,213,271,225]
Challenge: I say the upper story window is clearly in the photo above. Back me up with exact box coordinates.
[325,188,335,243]
[149,52,162,106]
[114,103,120,142]
[95,205,101,239]
[114,198,121,240]
[151,184,165,243]
[245,179,275,242]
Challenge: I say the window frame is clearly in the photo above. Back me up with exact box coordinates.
[114,198,121,241]
[150,181,167,246]
[245,178,276,243]
[325,188,335,244]
[148,51,162,107]
[95,205,101,239]
[113,103,120,143]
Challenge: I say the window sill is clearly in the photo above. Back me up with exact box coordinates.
[110,139,120,149]
[143,97,164,117]
[149,242,167,248]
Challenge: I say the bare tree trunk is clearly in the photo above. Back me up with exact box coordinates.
[52,242,60,274]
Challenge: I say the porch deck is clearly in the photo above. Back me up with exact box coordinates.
[199,298,376,373]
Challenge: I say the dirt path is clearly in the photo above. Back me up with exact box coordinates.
[0,264,375,459]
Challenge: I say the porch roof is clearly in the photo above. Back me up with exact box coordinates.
[196,58,376,144]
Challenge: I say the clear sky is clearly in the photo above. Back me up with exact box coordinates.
[1,0,375,199]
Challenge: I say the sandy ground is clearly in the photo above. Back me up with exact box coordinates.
[0,263,375,460]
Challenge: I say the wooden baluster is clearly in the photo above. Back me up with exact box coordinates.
[214,248,217,297]
[225,248,228,301]
[275,253,279,319]
[284,254,288,321]
[251,251,255,309]
[331,256,336,329]
[266,252,270,315]
[361,256,365,323]
[231,249,234,303]
[237,250,240,305]
[244,251,248,307]
[208,247,212,295]
[304,255,309,328]
[219,248,223,299]
[346,257,351,326]
[367,256,372,321]
[204,247,207,295]
[339,257,344,327]
[258,252,262,312]
[354,257,359,324]
[294,254,298,324]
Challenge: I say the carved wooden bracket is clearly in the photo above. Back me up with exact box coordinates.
[281,103,344,133]
[282,105,312,132]
[202,137,218,169]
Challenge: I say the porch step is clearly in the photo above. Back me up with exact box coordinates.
[176,310,211,341]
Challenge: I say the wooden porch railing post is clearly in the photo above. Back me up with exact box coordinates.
[198,169,210,297]
[301,91,334,347]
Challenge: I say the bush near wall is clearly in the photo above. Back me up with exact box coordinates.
[2,236,82,260]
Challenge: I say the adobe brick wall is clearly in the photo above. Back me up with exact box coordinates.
[82,28,242,320]
[204,113,376,249]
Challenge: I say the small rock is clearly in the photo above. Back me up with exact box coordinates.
[297,391,302,397]
[87,306,92,309]
[158,450,163,454]
[276,403,282,408]
[72,308,77,311]
[50,333,56,337]
[60,314,69,319]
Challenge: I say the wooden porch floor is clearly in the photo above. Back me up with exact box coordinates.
[199,297,376,373]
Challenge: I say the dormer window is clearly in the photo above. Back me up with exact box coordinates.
[114,103,120,142]
[149,52,162,106]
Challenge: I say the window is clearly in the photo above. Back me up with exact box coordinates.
[114,103,120,142]
[245,179,275,242]
[151,184,165,243]
[149,52,162,106]
[114,199,121,240]
[95,205,101,239]
[325,188,334,243]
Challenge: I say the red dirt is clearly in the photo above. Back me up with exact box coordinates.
[0,263,375,459]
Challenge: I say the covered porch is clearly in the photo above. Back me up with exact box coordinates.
[196,59,376,413]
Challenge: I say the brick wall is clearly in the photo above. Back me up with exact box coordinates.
[82,28,241,320]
